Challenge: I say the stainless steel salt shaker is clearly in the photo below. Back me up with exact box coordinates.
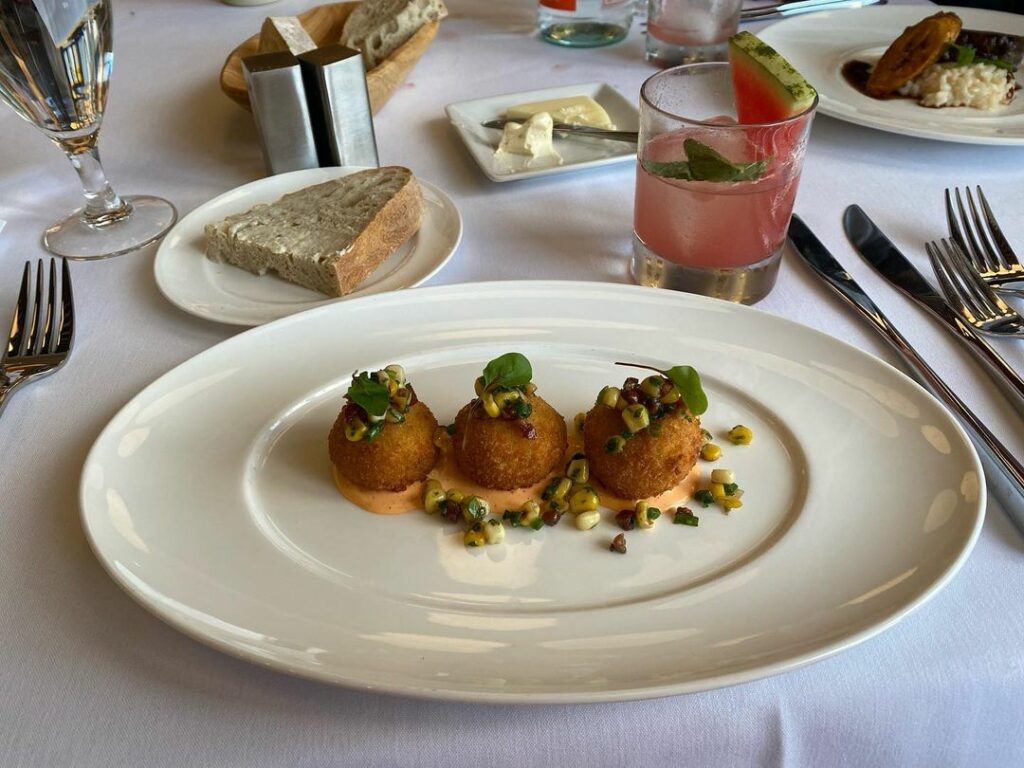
[298,45,379,168]
[242,51,320,175]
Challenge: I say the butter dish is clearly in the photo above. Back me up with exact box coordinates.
[445,82,639,183]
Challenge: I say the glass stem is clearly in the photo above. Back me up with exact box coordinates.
[64,144,132,226]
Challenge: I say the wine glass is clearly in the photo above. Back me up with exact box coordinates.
[0,0,177,260]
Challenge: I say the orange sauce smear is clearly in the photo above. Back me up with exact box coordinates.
[332,431,700,516]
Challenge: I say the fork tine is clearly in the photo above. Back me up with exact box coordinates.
[932,240,989,321]
[945,238,1014,319]
[927,241,969,318]
[945,188,971,265]
[27,260,44,356]
[7,261,31,359]
[43,259,58,354]
[955,188,995,274]
[57,258,75,354]
[976,186,1022,271]
[965,187,1004,273]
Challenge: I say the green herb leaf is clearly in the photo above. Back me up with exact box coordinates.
[663,365,708,415]
[685,139,767,182]
[347,371,390,418]
[482,352,532,390]
[641,159,693,180]
[946,42,976,67]
[979,57,1015,71]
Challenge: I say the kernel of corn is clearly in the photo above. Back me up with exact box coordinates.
[569,486,599,514]
[661,385,681,404]
[464,524,486,548]
[566,457,589,484]
[344,417,367,441]
[597,386,620,409]
[384,364,406,384]
[728,425,753,445]
[483,519,505,544]
[605,435,627,454]
[640,376,664,397]
[519,500,541,527]
[710,469,735,485]
[494,389,521,410]
[550,477,573,502]
[481,391,500,418]
[635,501,659,529]
[574,412,586,434]
[461,495,490,523]
[700,443,722,462]
[423,480,445,514]
[575,509,601,530]
[622,404,651,433]
[474,376,486,396]
[710,483,726,501]
[722,496,744,510]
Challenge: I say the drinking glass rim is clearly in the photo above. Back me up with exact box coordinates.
[640,61,819,129]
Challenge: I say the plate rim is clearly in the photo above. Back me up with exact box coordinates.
[444,81,639,182]
[80,280,986,703]
[760,5,1024,146]
[153,166,463,326]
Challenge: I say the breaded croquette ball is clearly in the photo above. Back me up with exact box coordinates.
[328,365,438,491]
[584,406,702,499]
[452,394,567,490]
[330,401,439,491]
[583,371,705,499]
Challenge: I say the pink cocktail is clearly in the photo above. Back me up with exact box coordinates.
[632,63,816,304]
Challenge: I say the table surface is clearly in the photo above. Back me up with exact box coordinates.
[2,1,1024,765]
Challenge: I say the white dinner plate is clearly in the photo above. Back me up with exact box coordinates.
[81,282,984,703]
[154,167,462,326]
[445,82,639,182]
[760,6,1024,146]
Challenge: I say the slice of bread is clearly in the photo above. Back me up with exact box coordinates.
[258,17,317,55]
[341,0,448,70]
[205,167,423,297]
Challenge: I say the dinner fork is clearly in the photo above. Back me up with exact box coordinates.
[945,186,1024,295]
[927,238,1024,338]
[1,259,75,419]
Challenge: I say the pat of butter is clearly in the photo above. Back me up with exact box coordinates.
[258,16,317,55]
[505,95,615,130]
[496,112,562,163]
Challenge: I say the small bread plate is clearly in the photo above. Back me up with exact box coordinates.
[154,167,462,326]
[760,6,1024,146]
[445,82,639,182]
[81,282,984,703]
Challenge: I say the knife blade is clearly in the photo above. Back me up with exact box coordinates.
[789,215,1024,532]
[844,204,1024,415]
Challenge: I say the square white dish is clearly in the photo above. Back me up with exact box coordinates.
[445,82,639,182]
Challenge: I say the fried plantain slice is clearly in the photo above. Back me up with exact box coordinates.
[866,12,963,96]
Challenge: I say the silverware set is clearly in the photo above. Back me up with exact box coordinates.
[0,259,75,419]
[790,190,1024,532]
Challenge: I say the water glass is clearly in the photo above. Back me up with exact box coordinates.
[631,63,817,304]
[645,0,742,66]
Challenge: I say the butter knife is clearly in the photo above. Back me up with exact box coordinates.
[843,205,1024,416]
[789,215,1024,531]
[480,119,639,144]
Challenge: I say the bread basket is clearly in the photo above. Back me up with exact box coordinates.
[219,1,440,113]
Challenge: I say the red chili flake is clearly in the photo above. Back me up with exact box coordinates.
[610,533,627,554]
[517,420,537,439]
[615,509,635,531]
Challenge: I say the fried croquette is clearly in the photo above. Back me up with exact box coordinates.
[583,405,702,499]
[329,402,439,491]
[452,395,567,490]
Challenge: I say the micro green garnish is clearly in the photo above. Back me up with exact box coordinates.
[723,482,739,496]
[481,352,532,391]
[614,361,708,416]
[642,138,768,184]
[944,43,1014,71]
[347,371,390,418]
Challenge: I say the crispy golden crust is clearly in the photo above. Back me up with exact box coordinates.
[452,395,567,490]
[328,401,439,491]
[866,12,962,96]
[583,405,702,500]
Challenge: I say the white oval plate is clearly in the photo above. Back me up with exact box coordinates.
[761,6,1024,146]
[154,167,462,326]
[81,282,984,703]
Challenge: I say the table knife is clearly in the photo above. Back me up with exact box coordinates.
[789,215,1024,532]
[844,204,1024,417]
[480,119,639,144]
[740,0,884,22]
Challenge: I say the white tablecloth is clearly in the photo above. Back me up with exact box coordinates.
[2,1,1024,765]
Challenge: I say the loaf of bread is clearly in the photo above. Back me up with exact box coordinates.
[205,167,423,297]
[341,0,448,69]
[257,16,317,55]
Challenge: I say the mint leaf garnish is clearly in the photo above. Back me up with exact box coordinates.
[482,352,532,390]
[347,371,390,418]
[642,139,767,184]
[684,139,767,182]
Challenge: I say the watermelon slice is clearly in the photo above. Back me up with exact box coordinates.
[729,31,817,123]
